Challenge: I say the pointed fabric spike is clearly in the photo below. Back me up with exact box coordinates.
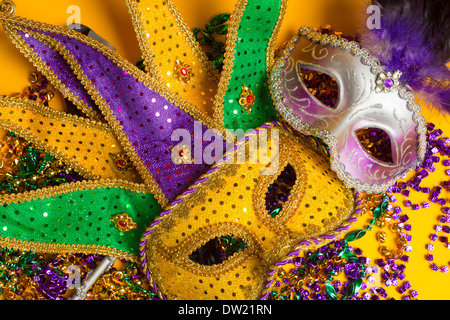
[1,19,101,120]
[125,0,221,119]
[0,180,161,261]
[0,96,141,182]
[214,0,287,131]
[0,15,227,206]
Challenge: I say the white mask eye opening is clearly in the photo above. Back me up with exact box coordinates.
[297,64,340,110]
[355,127,394,164]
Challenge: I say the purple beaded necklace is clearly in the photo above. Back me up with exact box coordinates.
[387,123,449,274]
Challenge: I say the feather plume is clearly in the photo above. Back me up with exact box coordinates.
[359,0,450,112]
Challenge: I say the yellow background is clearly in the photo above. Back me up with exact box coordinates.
[0,0,449,300]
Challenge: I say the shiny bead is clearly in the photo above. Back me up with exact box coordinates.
[0,0,16,15]
[44,91,54,101]
[238,85,255,114]
[377,232,387,243]
[29,72,40,84]
[398,237,408,249]
[110,213,137,232]
[376,221,385,228]
[380,246,392,258]
[391,224,401,233]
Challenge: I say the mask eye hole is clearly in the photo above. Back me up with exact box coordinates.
[356,128,394,164]
[299,67,339,109]
[189,235,247,266]
[265,164,297,218]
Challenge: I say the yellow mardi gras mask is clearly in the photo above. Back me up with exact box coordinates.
[140,123,360,300]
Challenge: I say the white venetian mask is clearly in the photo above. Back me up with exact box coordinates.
[270,26,427,193]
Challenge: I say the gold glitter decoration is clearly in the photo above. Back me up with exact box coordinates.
[109,153,132,171]
[110,213,138,233]
[173,60,193,84]
[170,144,193,165]
[238,85,255,114]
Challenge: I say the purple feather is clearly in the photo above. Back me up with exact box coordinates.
[360,0,450,112]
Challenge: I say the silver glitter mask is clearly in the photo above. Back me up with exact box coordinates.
[270,26,427,193]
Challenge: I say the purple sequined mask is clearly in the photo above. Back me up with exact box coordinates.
[270,27,427,193]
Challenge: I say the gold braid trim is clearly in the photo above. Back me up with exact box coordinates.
[266,0,288,72]
[0,178,149,205]
[124,0,160,79]
[0,237,138,262]
[212,0,246,128]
